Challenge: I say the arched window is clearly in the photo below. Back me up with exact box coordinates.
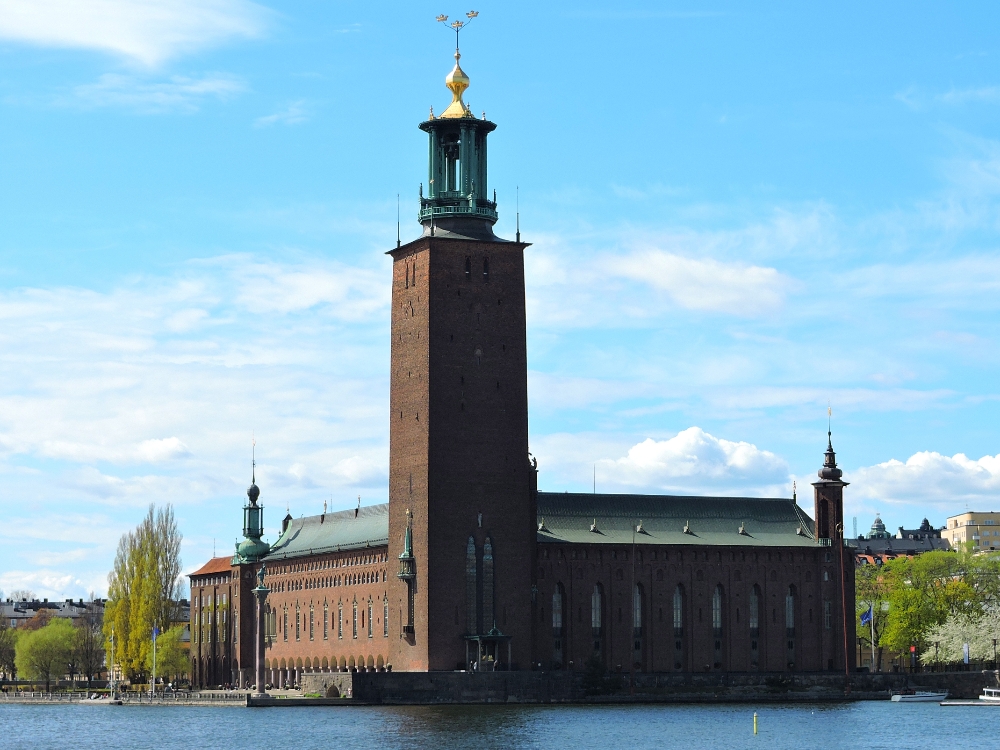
[337,601,343,640]
[295,605,301,641]
[483,257,490,282]
[309,604,315,641]
[483,537,494,630]
[552,585,564,634]
[712,586,723,637]
[368,598,373,639]
[786,585,797,669]
[591,584,603,636]
[749,585,760,636]
[465,256,472,279]
[633,583,643,637]
[673,585,684,635]
[323,602,329,640]
[383,596,389,638]
[466,536,477,635]
[352,599,358,639]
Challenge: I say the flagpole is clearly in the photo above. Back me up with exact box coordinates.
[870,608,876,671]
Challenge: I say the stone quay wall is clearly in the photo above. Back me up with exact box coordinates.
[300,669,1000,705]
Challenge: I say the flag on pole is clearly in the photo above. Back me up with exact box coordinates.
[860,605,873,626]
[153,626,160,639]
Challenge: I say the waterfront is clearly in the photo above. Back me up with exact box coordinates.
[0,701,979,749]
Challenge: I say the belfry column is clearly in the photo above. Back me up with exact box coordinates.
[252,564,271,699]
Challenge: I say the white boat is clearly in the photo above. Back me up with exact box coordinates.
[891,690,949,702]
[979,688,1000,702]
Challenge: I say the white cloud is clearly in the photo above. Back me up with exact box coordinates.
[595,427,790,495]
[612,250,789,316]
[852,450,1000,508]
[255,100,308,128]
[939,87,1000,105]
[70,72,246,113]
[0,0,270,67]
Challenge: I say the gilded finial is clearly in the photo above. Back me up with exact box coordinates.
[436,11,479,119]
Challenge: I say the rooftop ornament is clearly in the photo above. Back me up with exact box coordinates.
[738,522,749,536]
[435,11,479,119]
[590,518,599,533]
[683,521,693,535]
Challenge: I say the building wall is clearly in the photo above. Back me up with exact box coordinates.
[190,572,236,687]
[945,512,1000,551]
[388,236,535,672]
[533,542,853,675]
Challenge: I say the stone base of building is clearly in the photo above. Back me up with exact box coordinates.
[298,669,999,705]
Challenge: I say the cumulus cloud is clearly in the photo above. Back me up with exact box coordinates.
[595,427,790,495]
[70,72,246,113]
[852,450,1000,509]
[0,0,270,67]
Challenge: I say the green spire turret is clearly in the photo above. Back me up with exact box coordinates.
[417,46,499,240]
[234,451,270,564]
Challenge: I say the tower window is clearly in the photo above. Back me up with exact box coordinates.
[483,257,489,281]
[465,256,471,279]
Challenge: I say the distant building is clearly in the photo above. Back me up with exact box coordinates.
[945,512,1000,551]
[0,598,104,629]
[852,515,949,563]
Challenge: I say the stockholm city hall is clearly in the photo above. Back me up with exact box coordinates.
[189,37,856,689]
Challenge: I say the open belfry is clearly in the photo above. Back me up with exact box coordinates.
[189,30,854,689]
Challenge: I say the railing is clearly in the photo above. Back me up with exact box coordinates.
[418,205,499,222]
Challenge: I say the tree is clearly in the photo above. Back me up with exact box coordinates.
[146,626,189,685]
[0,620,17,681]
[10,590,35,603]
[21,610,53,632]
[74,602,105,688]
[855,562,891,670]
[922,607,1000,664]
[15,618,75,692]
[104,504,183,682]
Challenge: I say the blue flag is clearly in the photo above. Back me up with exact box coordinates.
[860,605,873,626]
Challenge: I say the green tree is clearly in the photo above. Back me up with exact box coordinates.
[104,504,183,682]
[921,607,1000,665]
[15,618,75,692]
[146,626,188,685]
[855,562,891,670]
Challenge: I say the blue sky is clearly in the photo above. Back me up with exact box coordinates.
[1,1,999,599]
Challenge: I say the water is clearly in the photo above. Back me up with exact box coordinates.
[0,701,975,749]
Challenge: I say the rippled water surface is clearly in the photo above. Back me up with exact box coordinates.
[0,701,980,749]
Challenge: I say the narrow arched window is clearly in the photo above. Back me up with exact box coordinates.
[591,584,603,635]
[465,256,471,280]
[633,583,642,636]
[483,257,490,282]
[352,599,358,639]
[483,537,495,630]
[368,599,373,638]
[712,585,723,636]
[786,586,796,636]
[466,536,477,635]
[552,585,564,633]
[673,585,684,635]
[749,585,760,636]
[383,596,389,638]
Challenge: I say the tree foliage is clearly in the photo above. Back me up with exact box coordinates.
[10,590,35,603]
[146,625,189,684]
[857,550,1000,666]
[921,607,1000,664]
[104,504,183,682]
[15,618,75,692]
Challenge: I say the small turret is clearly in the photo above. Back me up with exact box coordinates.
[234,450,271,564]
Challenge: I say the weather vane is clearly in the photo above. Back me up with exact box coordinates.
[436,10,479,51]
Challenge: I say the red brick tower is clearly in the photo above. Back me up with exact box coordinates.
[812,430,857,679]
[386,45,535,671]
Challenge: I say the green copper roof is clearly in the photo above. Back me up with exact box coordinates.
[265,503,389,561]
[536,492,816,547]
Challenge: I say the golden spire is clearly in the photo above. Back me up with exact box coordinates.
[435,11,478,119]
[440,50,471,118]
